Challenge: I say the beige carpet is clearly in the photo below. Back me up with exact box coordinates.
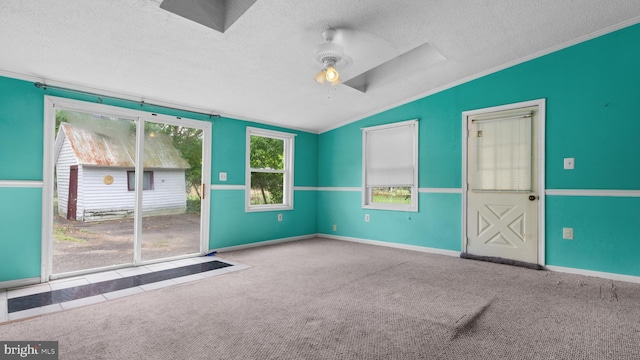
[1,238,640,359]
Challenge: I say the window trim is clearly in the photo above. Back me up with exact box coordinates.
[362,119,419,212]
[127,170,154,191]
[245,127,295,212]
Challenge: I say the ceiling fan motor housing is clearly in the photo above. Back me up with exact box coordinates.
[315,43,344,65]
[315,31,345,67]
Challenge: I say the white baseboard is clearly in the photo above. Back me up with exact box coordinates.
[319,235,640,284]
[198,233,640,285]
[0,277,41,290]
[319,233,461,257]
[212,234,316,253]
[545,265,640,284]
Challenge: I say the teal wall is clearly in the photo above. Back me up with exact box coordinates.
[0,77,318,283]
[211,117,318,187]
[1,23,639,284]
[317,191,461,251]
[0,188,42,282]
[318,96,461,189]
[318,23,640,276]
[546,196,640,277]
[0,78,44,181]
[211,190,317,249]
[209,116,318,249]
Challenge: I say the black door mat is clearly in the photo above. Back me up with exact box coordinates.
[8,260,232,313]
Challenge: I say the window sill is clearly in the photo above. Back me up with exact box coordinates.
[363,204,418,212]
[245,205,293,213]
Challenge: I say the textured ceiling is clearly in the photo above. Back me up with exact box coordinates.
[1,1,639,133]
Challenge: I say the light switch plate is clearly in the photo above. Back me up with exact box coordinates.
[564,158,575,170]
[219,172,227,181]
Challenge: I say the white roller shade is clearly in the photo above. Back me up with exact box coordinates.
[365,121,416,186]
[471,112,532,191]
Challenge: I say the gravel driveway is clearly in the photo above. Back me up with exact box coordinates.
[53,213,201,274]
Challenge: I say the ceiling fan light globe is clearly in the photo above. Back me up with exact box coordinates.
[314,69,326,84]
[325,65,339,81]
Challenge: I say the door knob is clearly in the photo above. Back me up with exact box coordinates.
[528,195,537,201]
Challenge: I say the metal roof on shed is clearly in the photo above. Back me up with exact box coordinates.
[56,122,190,169]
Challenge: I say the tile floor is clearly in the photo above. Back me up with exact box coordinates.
[0,256,249,323]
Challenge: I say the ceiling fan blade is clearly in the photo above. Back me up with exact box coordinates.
[343,42,445,93]
[160,0,256,33]
[332,28,397,77]
[161,0,224,32]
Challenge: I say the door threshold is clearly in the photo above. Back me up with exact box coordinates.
[50,253,204,281]
[460,252,543,270]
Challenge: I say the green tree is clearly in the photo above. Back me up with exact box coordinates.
[145,123,203,197]
[250,135,284,204]
[55,111,68,134]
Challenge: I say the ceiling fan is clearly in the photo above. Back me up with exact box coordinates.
[313,28,345,86]
[312,27,446,93]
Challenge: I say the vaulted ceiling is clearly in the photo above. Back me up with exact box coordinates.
[1,1,639,133]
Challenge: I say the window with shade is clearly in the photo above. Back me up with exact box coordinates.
[469,110,533,192]
[362,119,419,211]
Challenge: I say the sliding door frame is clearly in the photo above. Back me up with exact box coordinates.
[42,96,212,281]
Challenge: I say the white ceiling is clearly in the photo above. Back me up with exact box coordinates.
[1,1,639,133]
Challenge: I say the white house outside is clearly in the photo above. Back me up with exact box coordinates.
[54,122,191,222]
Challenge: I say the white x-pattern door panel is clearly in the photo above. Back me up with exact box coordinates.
[468,193,536,262]
[466,106,539,264]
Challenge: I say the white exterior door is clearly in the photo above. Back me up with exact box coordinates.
[466,106,539,264]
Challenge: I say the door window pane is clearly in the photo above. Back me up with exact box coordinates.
[140,122,202,262]
[472,116,532,191]
[370,186,412,205]
[52,109,136,274]
[250,172,284,205]
[250,135,284,170]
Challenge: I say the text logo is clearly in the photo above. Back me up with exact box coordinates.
[0,342,58,360]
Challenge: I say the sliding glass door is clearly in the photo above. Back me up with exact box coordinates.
[47,98,210,279]
[51,109,137,274]
[139,121,204,262]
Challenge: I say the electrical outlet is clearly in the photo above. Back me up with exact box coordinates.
[277,213,283,222]
[563,158,575,170]
[562,227,574,240]
[333,224,337,231]
[365,214,370,222]
[219,172,227,181]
